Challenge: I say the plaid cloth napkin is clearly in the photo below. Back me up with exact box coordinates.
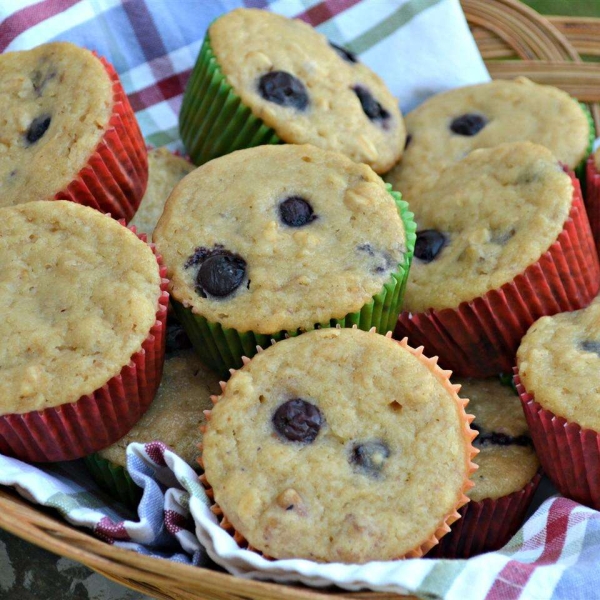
[1,0,597,598]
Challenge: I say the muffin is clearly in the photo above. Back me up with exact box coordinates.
[179,8,405,173]
[154,144,415,377]
[0,42,148,221]
[585,148,600,256]
[86,338,219,506]
[386,77,593,206]
[395,142,599,377]
[516,296,600,509]
[130,148,195,239]
[0,201,167,462]
[428,378,540,558]
[201,328,477,563]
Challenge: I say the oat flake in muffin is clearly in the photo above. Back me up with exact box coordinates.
[154,144,407,334]
[0,200,161,414]
[0,42,115,207]
[206,9,405,173]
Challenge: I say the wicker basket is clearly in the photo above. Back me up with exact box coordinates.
[1,1,598,598]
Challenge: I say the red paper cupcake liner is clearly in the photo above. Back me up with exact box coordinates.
[585,157,600,257]
[0,228,169,463]
[515,369,600,510]
[427,471,542,559]
[395,171,600,377]
[53,55,148,223]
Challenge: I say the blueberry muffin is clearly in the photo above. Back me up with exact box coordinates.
[0,200,164,461]
[130,148,195,239]
[395,142,599,376]
[154,144,415,376]
[0,42,147,220]
[201,328,477,562]
[430,378,540,558]
[516,297,600,508]
[387,78,592,205]
[180,8,405,172]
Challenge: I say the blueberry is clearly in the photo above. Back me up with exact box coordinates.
[258,71,308,110]
[25,115,51,145]
[349,440,390,476]
[581,340,600,356]
[279,196,316,227]
[329,41,358,63]
[414,230,446,263]
[450,113,487,136]
[353,86,390,123]
[272,399,323,444]
[472,423,532,448]
[196,253,246,298]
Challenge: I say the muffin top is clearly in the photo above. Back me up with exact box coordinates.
[403,142,573,313]
[154,144,407,333]
[517,296,600,431]
[130,148,195,239]
[99,345,219,468]
[202,328,475,563]
[457,378,539,502]
[209,9,405,173]
[0,201,161,415]
[386,78,589,203]
[0,42,113,208]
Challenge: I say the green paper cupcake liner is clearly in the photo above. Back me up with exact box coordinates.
[173,187,416,378]
[576,102,596,183]
[180,34,280,166]
[84,453,141,509]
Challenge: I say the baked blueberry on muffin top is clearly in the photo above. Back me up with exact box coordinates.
[386,77,590,203]
[206,9,406,173]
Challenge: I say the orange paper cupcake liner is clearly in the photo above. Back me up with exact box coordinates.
[515,369,600,510]
[0,228,168,463]
[198,331,479,560]
[585,157,600,257]
[395,171,600,377]
[427,471,542,559]
[53,55,148,223]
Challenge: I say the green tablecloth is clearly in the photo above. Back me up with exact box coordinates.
[523,1,600,17]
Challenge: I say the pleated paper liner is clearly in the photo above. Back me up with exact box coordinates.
[173,189,416,378]
[85,453,142,508]
[179,35,280,166]
[426,471,542,559]
[395,170,600,378]
[197,332,479,561]
[54,54,148,223]
[585,156,600,257]
[0,229,169,463]
[575,102,596,185]
[515,369,600,510]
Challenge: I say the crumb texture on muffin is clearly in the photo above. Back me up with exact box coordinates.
[0,201,161,414]
[457,378,539,502]
[209,9,405,173]
[517,296,600,431]
[0,42,113,208]
[403,142,573,313]
[100,348,218,468]
[387,77,589,202]
[203,328,473,563]
[130,148,195,238]
[155,144,406,333]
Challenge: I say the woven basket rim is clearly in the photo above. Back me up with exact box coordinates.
[1,2,599,599]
